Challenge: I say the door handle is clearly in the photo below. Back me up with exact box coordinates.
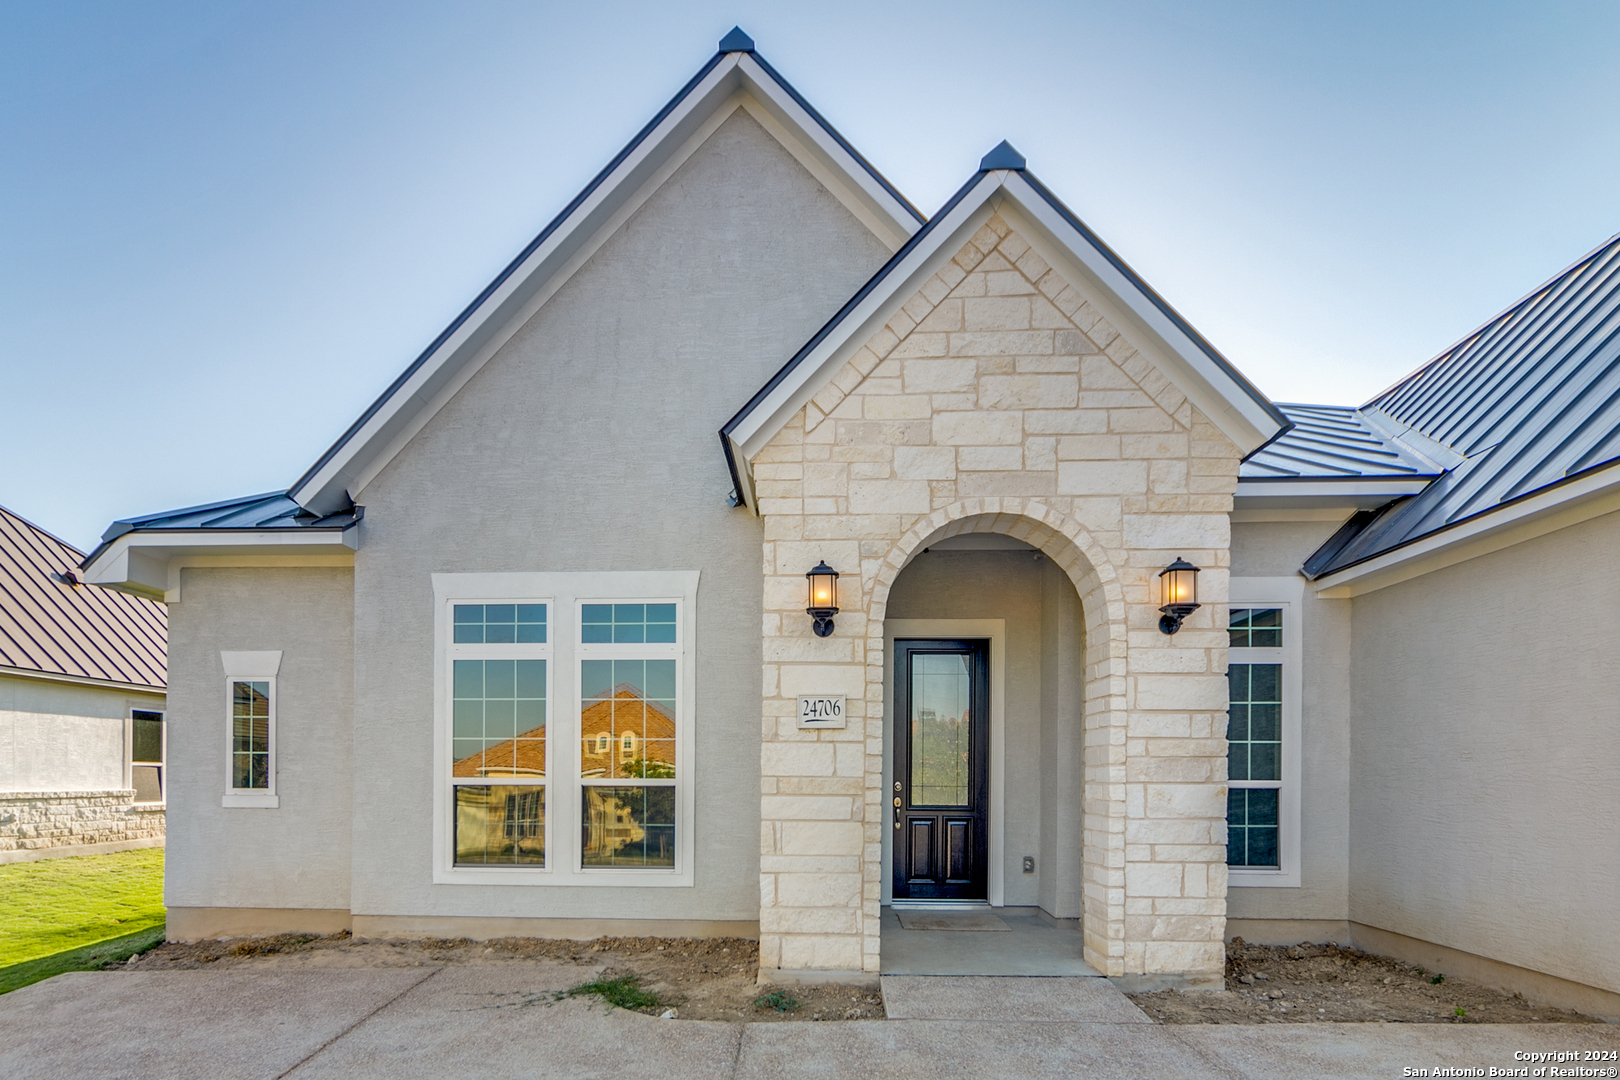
[893,797,901,829]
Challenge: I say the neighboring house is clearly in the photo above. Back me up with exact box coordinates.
[79,29,1617,1019]
[0,504,167,862]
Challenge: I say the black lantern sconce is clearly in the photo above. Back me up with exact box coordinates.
[806,561,840,637]
[1157,557,1201,635]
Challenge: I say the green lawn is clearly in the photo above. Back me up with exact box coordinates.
[0,847,165,993]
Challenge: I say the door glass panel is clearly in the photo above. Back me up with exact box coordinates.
[910,653,972,806]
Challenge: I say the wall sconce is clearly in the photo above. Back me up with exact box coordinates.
[806,561,840,637]
[1157,557,1200,635]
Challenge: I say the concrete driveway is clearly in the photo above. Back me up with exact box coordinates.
[1,965,1615,1079]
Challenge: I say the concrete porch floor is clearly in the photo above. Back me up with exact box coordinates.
[880,906,1103,976]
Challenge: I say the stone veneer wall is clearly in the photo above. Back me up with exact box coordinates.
[754,212,1237,979]
[0,790,165,855]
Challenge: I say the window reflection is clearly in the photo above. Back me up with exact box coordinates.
[581,786,674,867]
[910,653,971,806]
[455,785,545,866]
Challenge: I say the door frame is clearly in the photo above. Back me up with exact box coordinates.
[883,619,1006,906]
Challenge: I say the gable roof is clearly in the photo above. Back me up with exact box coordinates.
[287,28,922,517]
[720,144,1290,507]
[0,504,166,692]
[1304,230,1620,584]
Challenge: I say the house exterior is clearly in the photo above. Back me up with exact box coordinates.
[1,504,167,862]
[80,30,1618,1018]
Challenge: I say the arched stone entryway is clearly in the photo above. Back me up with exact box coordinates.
[868,498,1129,975]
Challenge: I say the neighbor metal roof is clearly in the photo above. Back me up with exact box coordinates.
[1306,230,1620,577]
[1240,404,1439,480]
[0,504,166,690]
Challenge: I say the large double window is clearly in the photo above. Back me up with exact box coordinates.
[433,572,697,887]
[1226,580,1301,887]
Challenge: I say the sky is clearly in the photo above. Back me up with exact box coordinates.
[2,1,1617,551]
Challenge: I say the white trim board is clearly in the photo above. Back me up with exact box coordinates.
[81,529,357,603]
[290,52,919,517]
[882,619,1007,908]
[1226,579,1303,889]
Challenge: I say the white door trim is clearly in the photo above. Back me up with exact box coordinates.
[882,619,1007,907]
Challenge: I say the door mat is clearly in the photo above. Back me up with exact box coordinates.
[895,911,1010,932]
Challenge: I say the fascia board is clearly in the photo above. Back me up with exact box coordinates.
[729,175,1005,480]
[1233,478,1433,510]
[81,528,358,602]
[1311,460,1620,597]
[289,54,751,514]
[997,173,1283,455]
[0,664,166,696]
[734,54,920,248]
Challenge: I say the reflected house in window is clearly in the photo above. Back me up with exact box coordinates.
[580,683,676,866]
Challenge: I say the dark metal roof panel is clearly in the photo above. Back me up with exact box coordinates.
[0,505,166,690]
[1241,404,1437,479]
[1309,231,1620,576]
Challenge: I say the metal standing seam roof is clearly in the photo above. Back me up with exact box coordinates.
[1305,230,1620,577]
[0,504,166,690]
[1240,404,1440,480]
[78,491,362,571]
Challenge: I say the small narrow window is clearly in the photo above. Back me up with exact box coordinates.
[231,681,272,790]
[1226,591,1301,887]
[130,709,164,804]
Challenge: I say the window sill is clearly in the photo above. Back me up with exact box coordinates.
[1228,868,1300,888]
[222,793,279,809]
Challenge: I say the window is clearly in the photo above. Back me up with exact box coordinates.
[432,572,697,887]
[220,651,282,808]
[130,709,164,804]
[450,604,550,867]
[579,603,680,869]
[1226,581,1302,887]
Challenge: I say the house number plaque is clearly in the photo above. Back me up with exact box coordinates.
[796,695,846,729]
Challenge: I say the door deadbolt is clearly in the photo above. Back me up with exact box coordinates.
[893,796,902,807]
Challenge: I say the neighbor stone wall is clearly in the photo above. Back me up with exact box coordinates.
[0,790,165,855]
[754,212,1237,980]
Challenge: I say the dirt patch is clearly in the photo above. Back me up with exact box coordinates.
[1129,939,1604,1025]
[121,933,882,1022]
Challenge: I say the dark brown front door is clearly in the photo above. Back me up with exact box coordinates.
[893,639,989,901]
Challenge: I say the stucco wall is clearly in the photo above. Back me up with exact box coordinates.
[347,109,893,923]
[1228,518,1351,924]
[0,673,162,792]
[1348,511,1620,994]
[884,547,1085,910]
[165,566,353,911]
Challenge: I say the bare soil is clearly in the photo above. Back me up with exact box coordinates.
[1128,939,1604,1025]
[119,933,883,1023]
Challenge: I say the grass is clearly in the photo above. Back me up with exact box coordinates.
[754,989,801,1012]
[563,974,666,1012]
[0,848,166,994]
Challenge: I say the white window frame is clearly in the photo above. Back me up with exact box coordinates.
[221,650,282,809]
[432,571,699,887]
[444,597,554,877]
[127,707,166,806]
[1227,578,1302,888]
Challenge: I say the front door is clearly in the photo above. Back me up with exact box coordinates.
[893,639,989,901]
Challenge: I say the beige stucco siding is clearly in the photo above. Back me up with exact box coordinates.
[0,673,162,792]
[164,566,353,911]
[346,110,893,922]
[1348,510,1620,994]
[1228,519,1352,924]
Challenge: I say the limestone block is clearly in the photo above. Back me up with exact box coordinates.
[933,411,1023,445]
[893,446,956,480]
[1056,461,1148,495]
[777,664,866,699]
[775,873,862,908]
[761,743,837,778]
[978,374,1079,410]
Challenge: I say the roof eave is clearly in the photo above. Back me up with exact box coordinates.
[1233,476,1435,512]
[80,526,360,604]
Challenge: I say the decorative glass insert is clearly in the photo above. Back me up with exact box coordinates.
[454,603,547,644]
[581,785,675,867]
[581,603,676,644]
[1227,664,1281,782]
[231,681,270,790]
[1227,788,1279,868]
[579,659,676,779]
[452,660,547,778]
[910,653,972,807]
[1229,607,1282,648]
[455,785,545,865]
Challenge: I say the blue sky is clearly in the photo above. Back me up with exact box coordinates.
[3,1,1616,550]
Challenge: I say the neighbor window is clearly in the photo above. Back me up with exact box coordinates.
[1226,583,1302,887]
[433,573,696,887]
[130,709,164,804]
[450,603,550,868]
[579,604,678,869]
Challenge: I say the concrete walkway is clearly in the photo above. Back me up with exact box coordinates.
[881,907,1102,976]
[2,965,1616,1079]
